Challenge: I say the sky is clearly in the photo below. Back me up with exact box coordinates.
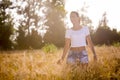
[65,0,120,31]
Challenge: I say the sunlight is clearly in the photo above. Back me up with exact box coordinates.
[64,0,85,28]
[65,0,83,12]
[65,0,120,31]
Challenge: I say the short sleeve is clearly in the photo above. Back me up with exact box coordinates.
[65,30,71,38]
[84,26,90,36]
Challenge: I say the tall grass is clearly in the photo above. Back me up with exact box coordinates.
[0,46,120,80]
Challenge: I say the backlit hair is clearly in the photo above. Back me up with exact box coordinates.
[70,11,79,17]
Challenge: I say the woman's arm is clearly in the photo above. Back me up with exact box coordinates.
[86,35,97,61]
[57,38,71,64]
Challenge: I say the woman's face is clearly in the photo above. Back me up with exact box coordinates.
[70,12,80,25]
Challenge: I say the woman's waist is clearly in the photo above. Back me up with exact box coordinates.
[70,43,87,47]
[70,46,86,51]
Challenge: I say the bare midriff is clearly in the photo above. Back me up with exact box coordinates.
[70,46,86,51]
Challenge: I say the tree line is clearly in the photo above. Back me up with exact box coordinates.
[91,12,120,45]
[0,0,120,50]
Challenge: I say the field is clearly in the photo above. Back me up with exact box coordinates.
[0,46,120,80]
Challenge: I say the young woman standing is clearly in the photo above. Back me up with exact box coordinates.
[57,11,97,66]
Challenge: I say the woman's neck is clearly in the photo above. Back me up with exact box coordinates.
[72,24,82,30]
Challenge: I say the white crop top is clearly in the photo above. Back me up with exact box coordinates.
[65,26,90,47]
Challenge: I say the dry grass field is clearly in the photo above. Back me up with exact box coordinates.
[0,46,120,80]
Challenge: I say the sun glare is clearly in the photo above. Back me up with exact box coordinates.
[65,0,120,31]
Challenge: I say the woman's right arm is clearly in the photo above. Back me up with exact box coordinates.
[57,38,71,64]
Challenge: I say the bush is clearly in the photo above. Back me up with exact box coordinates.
[42,43,57,53]
[112,42,120,47]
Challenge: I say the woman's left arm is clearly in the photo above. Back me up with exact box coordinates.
[86,35,97,61]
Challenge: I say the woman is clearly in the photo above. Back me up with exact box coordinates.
[57,11,97,66]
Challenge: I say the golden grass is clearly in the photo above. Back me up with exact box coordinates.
[0,46,120,80]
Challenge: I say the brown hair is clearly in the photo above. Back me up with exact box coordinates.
[70,11,79,17]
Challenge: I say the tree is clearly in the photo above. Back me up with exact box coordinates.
[12,0,44,35]
[15,26,42,49]
[27,29,43,49]
[11,0,44,49]
[93,12,120,45]
[93,12,110,45]
[111,28,120,43]
[93,27,112,45]
[43,0,66,47]
[15,26,27,49]
[0,0,13,50]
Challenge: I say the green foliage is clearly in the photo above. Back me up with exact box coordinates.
[0,0,13,50]
[14,0,44,35]
[92,12,120,45]
[92,27,120,45]
[16,27,43,49]
[112,42,120,47]
[15,26,27,49]
[11,0,46,49]
[42,43,57,53]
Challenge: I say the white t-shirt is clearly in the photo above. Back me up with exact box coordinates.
[65,26,90,47]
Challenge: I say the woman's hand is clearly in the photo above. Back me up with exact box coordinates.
[57,58,63,64]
